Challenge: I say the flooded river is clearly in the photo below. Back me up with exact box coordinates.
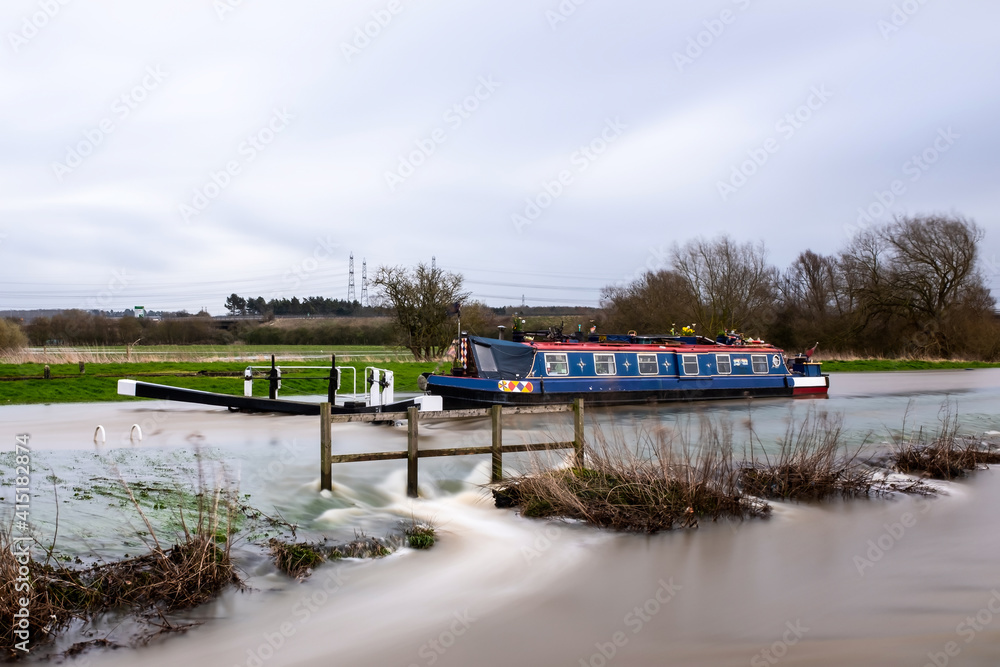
[3,369,1000,666]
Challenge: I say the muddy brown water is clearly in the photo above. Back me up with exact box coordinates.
[3,369,1000,666]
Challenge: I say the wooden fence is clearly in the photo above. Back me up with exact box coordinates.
[319,399,586,497]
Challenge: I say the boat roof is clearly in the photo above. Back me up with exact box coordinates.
[529,341,783,352]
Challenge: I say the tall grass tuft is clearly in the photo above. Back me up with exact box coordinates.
[887,403,1000,479]
[739,412,876,500]
[495,409,891,532]
[1,478,242,658]
[494,417,770,533]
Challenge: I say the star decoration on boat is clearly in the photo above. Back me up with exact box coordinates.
[662,360,671,371]
[578,359,586,371]
[623,360,631,370]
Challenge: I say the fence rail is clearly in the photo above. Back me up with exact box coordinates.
[319,399,586,497]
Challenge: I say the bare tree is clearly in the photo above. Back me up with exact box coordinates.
[600,270,695,333]
[373,263,468,360]
[839,215,992,355]
[884,215,985,319]
[779,250,848,317]
[669,235,778,336]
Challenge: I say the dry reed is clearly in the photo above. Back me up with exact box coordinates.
[495,409,890,531]
[887,403,1000,479]
[1,478,242,659]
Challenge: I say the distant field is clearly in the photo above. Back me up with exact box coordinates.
[264,316,393,330]
[7,345,415,364]
[821,359,1000,372]
[0,359,442,406]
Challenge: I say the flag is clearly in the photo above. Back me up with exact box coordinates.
[805,342,819,359]
[446,301,461,317]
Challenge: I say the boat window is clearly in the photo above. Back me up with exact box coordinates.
[594,353,616,375]
[637,353,658,375]
[716,354,731,375]
[474,343,497,373]
[682,354,699,376]
[751,354,768,374]
[544,353,569,376]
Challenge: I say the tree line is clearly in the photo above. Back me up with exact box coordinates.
[12,311,395,347]
[600,215,998,358]
[1,215,994,360]
[223,294,386,318]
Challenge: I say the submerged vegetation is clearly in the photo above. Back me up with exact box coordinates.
[884,405,1000,479]
[1,459,437,659]
[267,532,401,579]
[739,413,875,501]
[494,407,1000,533]
[1,476,242,660]
[404,523,436,550]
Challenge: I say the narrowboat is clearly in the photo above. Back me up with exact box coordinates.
[422,331,828,409]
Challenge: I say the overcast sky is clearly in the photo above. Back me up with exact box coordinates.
[2,0,999,314]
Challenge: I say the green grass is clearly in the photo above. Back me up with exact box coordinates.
[821,359,1000,372]
[0,360,442,405]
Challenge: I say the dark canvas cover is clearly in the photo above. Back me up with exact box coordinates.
[468,336,536,380]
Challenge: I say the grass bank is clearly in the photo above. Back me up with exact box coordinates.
[0,359,441,405]
[820,359,1000,372]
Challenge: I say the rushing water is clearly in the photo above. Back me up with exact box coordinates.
[3,370,1000,666]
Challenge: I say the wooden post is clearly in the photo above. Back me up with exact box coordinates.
[407,406,419,498]
[268,355,279,400]
[43,365,51,380]
[573,398,585,468]
[79,361,85,374]
[320,402,332,492]
[491,404,503,483]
